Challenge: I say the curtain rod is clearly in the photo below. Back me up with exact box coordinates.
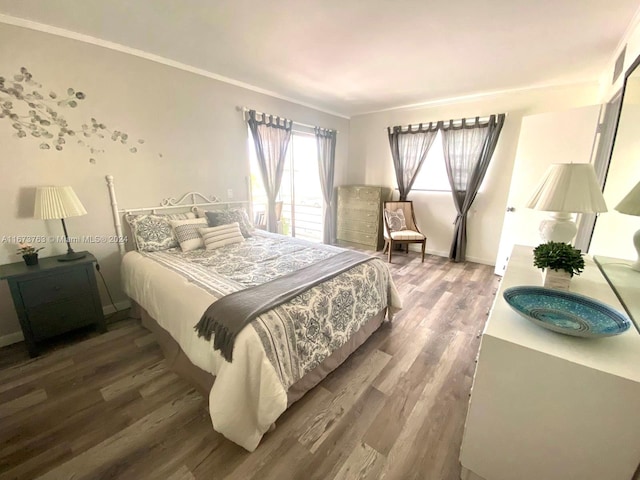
[236,106,339,133]
[388,113,507,131]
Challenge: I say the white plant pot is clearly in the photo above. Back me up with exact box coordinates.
[541,269,572,291]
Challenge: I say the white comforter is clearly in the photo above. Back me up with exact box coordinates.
[122,251,286,451]
[121,242,400,451]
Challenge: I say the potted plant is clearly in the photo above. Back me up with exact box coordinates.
[17,243,44,266]
[533,241,585,290]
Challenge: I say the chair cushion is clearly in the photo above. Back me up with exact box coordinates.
[389,230,425,241]
[384,208,407,231]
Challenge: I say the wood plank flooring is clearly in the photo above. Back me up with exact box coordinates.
[0,251,499,480]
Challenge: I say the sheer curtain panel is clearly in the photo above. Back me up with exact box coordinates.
[388,123,439,200]
[442,114,505,262]
[247,110,293,232]
[315,127,337,244]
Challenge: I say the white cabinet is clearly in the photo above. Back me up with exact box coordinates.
[460,245,640,480]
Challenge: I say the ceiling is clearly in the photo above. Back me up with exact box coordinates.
[0,0,638,117]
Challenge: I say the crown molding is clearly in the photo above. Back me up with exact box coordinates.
[0,14,350,120]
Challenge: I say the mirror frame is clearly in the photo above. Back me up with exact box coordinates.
[591,51,640,332]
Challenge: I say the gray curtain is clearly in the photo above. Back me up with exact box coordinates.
[388,123,439,200]
[247,110,292,232]
[315,127,337,244]
[442,114,505,262]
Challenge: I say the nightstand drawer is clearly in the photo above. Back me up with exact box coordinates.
[27,297,97,341]
[19,268,90,307]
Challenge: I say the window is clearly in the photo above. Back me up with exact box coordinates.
[410,131,451,192]
[249,130,323,242]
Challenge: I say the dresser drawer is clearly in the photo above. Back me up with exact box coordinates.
[336,228,378,246]
[338,208,379,224]
[27,296,98,341]
[337,218,379,234]
[337,198,380,212]
[19,268,90,307]
[338,186,382,203]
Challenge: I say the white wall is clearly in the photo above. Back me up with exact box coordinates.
[348,83,600,264]
[0,23,349,342]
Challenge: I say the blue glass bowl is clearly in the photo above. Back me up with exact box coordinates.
[503,286,631,338]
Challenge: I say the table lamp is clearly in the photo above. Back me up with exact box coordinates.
[615,180,640,271]
[34,186,87,261]
[526,163,608,244]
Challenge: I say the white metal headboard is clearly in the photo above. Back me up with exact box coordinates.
[105,175,249,255]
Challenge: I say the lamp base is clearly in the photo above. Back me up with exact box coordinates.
[57,251,86,262]
[539,212,577,244]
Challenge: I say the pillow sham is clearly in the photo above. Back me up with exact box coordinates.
[170,218,208,251]
[199,222,245,250]
[204,208,253,238]
[384,208,407,232]
[125,212,196,252]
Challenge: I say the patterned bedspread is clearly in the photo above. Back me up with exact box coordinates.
[140,231,401,389]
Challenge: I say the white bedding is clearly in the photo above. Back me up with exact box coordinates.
[121,237,401,451]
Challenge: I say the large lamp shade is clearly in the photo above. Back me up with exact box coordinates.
[526,163,608,213]
[34,186,87,220]
[34,186,87,261]
[526,163,607,244]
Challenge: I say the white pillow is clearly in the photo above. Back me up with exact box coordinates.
[125,211,196,251]
[169,218,208,251]
[199,222,245,250]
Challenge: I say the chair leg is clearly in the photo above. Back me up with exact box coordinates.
[383,240,389,254]
[421,240,425,263]
[388,240,393,263]
[406,243,409,254]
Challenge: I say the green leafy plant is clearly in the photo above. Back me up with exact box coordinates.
[533,241,585,277]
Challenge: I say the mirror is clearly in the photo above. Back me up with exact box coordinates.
[591,55,640,258]
[590,53,640,328]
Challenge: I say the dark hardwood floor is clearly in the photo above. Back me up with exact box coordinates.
[0,251,499,480]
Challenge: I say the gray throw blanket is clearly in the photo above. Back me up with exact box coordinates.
[194,250,373,362]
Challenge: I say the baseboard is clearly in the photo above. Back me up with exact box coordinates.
[460,467,487,480]
[0,331,24,348]
[406,245,495,266]
[103,299,131,316]
[0,300,132,347]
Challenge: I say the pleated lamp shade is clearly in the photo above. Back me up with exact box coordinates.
[615,181,640,216]
[34,186,87,220]
[526,163,608,213]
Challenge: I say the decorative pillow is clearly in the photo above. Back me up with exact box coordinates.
[125,212,196,252]
[199,223,245,250]
[384,208,407,232]
[204,208,253,238]
[170,218,208,251]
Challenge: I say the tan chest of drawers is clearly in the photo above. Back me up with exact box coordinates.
[336,185,391,250]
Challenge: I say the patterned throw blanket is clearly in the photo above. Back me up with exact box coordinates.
[141,231,396,389]
[195,250,373,362]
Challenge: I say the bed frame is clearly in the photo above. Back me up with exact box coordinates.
[105,174,250,255]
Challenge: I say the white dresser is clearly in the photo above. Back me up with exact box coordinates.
[460,245,640,480]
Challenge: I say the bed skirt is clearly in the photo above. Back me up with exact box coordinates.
[133,301,387,407]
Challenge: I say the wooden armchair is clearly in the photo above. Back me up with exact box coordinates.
[382,201,426,263]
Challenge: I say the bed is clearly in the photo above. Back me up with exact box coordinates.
[106,176,402,451]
